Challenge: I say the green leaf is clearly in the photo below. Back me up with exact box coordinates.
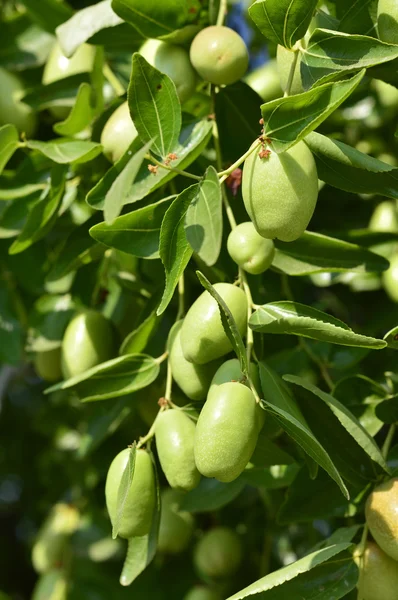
[249,0,318,48]
[104,141,153,223]
[243,464,300,489]
[335,0,377,36]
[250,301,387,349]
[0,125,20,176]
[305,132,398,198]
[9,165,67,255]
[56,0,123,57]
[120,307,160,355]
[375,395,398,423]
[285,375,388,470]
[301,29,398,88]
[87,117,212,210]
[53,83,93,137]
[333,375,386,437]
[251,427,295,467]
[196,271,249,376]
[26,294,75,352]
[227,544,355,599]
[157,187,196,315]
[112,444,136,539]
[179,476,245,513]
[0,16,54,70]
[22,73,90,112]
[129,54,181,158]
[261,70,365,153]
[185,166,222,267]
[20,0,73,33]
[45,354,159,402]
[119,455,160,586]
[0,286,23,364]
[272,230,389,276]
[26,139,102,164]
[258,363,348,498]
[384,325,398,349]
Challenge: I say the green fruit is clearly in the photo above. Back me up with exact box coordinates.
[155,409,201,491]
[276,46,303,95]
[242,140,318,242]
[61,310,114,379]
[365,478,398,561]
[373,79,398,110]
[140,39,197,103]
[356,542,398,600]
[194,527,242,579]
[105,448,155,538]
[184,586,222,600]
[369,201,398,257]
[0,67,37,136]
[34,348,63,383]
[383,253,398,302]
[180,283,247,364]
[170,325,220,400]
[227,221,275,274]
[244,60,282,102]
[378,0,398,44]
[100,101,138,163]
[158,489,194,554]
[190,26,249,86]
[31,570,67,600]
[194,381,259,482]
[32,504,79,573]
[43,42,96,85]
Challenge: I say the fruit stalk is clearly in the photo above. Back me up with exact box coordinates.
[145,153,201,181]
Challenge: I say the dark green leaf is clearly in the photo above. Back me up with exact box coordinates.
[196,271,249,376]
[375,395,398,423]
[179,476,245,513]
[112,444,136,539]
[45,354,159,402]
[243,464,300,489]
[261,70,365,153]
[0,286,23,364]
[249,0,318,48]
[120,308,160,355]
[129,54,181,158]
[20,0,73,33]
[335,0,377,36]
[0,16,54,70]
[0,125,21,176]
[185,166,222,267]
[333,375,386,437]
[250,301,387,348]
[26,139,102,164]
[157,187,196,315]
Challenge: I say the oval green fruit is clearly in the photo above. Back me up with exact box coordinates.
[242,140,318,242]
[32,503,79,573]
[190,26,249,86]
[383,253,398,302]
[194,381,259,482]
[100,101,138,163]
[378,0,398,44]
[184,586,222,600]
[194,527,242,579]
[155,409,200,491]
[105,448,155,538]
[369,200,398,257]
[34,348,63,383]
[356,542,398,600]
[244,60,282,102]
[170,325,220,400]
[227,221,275,274]
[140,39,197,103]
[365,478,398,561]
[276,45,303,95]
[31,569,67,600]
[158,489,194,554]
[61,310,115,379]
[0,67,37,136]
[43,42,96,85]
[180,283,247,364]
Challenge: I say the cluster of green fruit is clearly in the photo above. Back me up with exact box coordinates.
[356,478,398,600]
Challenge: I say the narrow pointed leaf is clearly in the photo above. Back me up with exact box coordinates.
[112,444,136,539]
[250,301,387,349]
[249,0,318,48]
[384,325,398,349]
[27,139,102,164]
[53,83,93,136]
[180,477,246,513]
[0,125,20,175]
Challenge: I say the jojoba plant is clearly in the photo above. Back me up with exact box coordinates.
[2,0,398,598]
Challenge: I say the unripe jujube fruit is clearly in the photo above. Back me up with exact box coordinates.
[31,569,67,600]
[190,26,249,86]
[105,448,155,538]
[157,489,194,554]
[365,478,398,561]
[242,141,318,242]
[0,67,37,136]
[170,325,220,400]
[184,586,222,600]
[382,253,398,302]
[32,503,79,573]
[100,101,138,163]
[368,200,398,258]
[227,221,275,274]
[194,381,259,482]
[194,527,242,579]
[276,46,303,95]
[356,541,398,600]
[140,39,197,103]
[155,409,200,491]
[180,283,247,364]
[244,60,282,102]
[34,348,63,382]
[61,310,114,379]
[377,0,398,44]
